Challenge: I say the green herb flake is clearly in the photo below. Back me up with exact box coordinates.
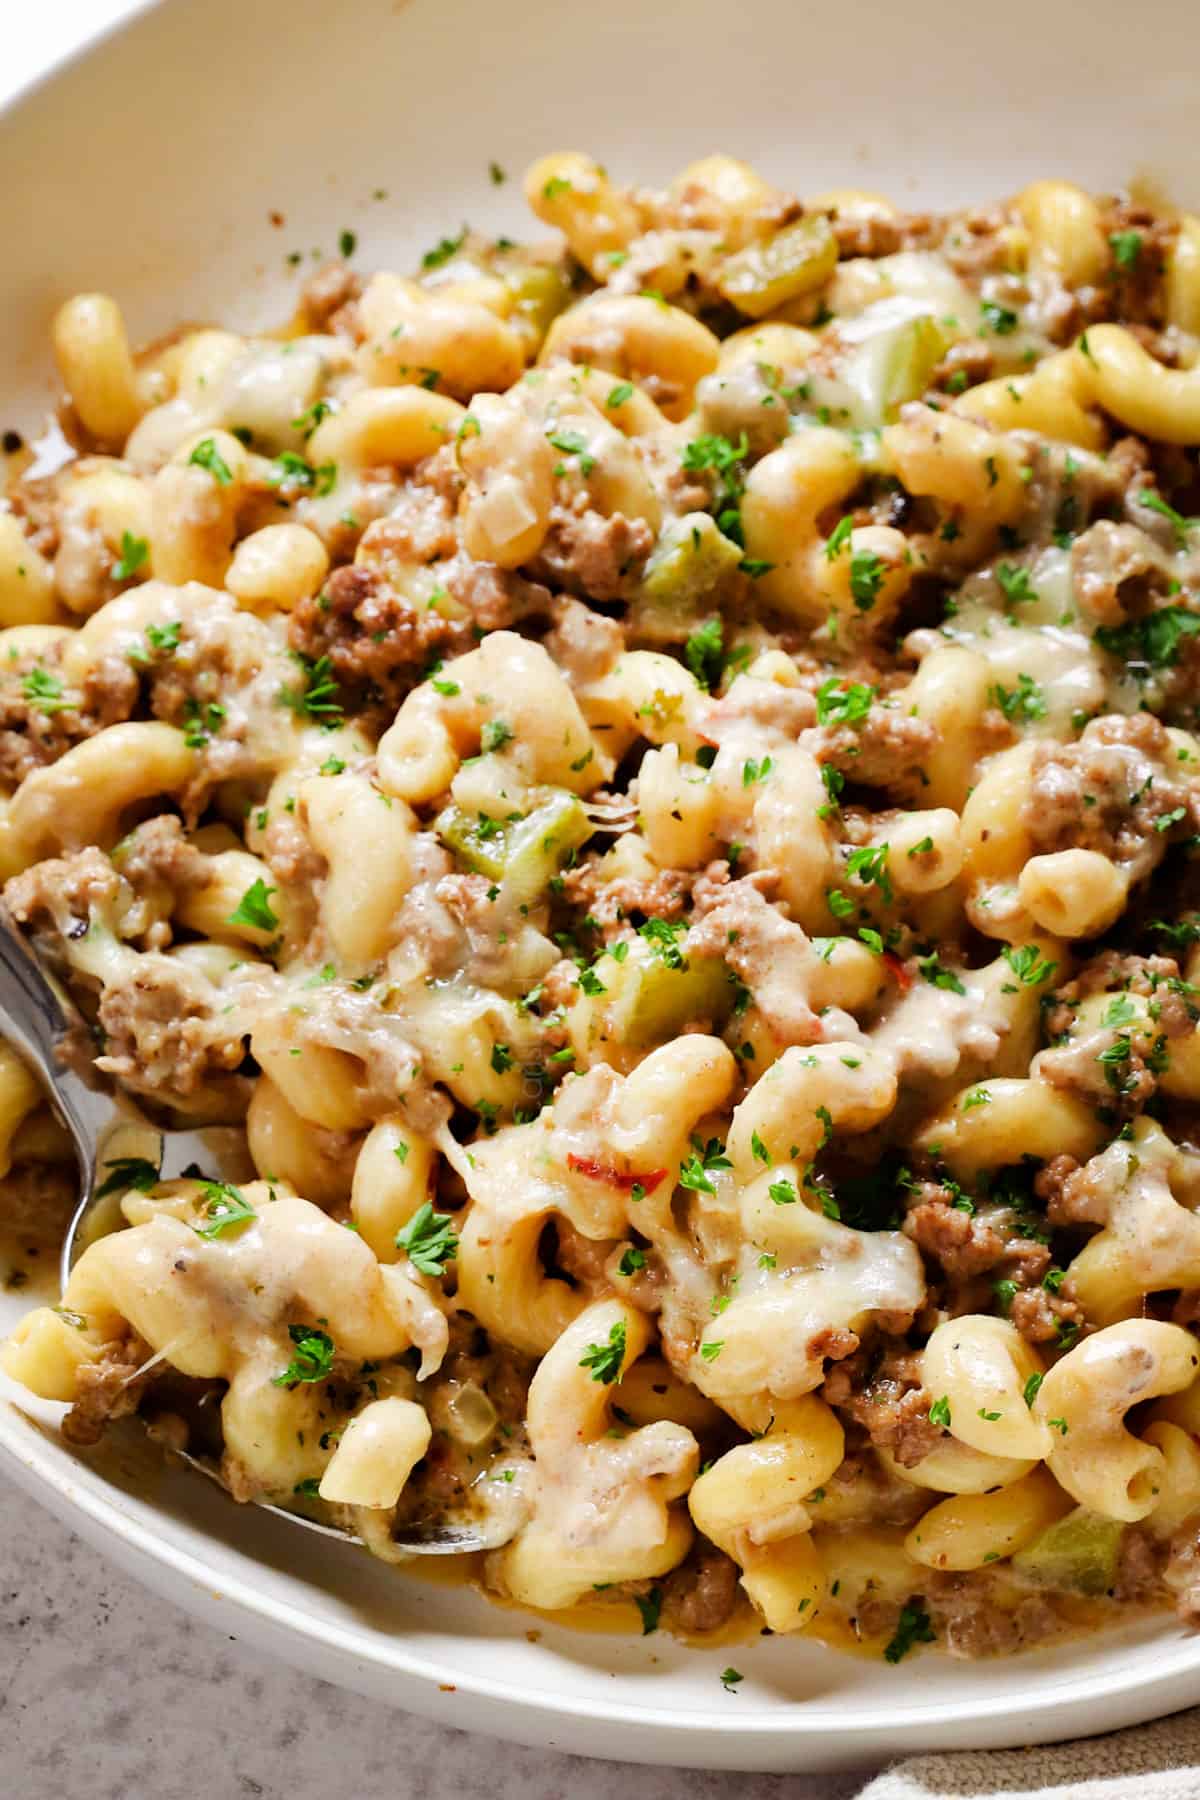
[578,1319,627,1384]
[228,877,280,934]
[395,1201,459,1277]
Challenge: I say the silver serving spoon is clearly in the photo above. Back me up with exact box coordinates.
[0,907,513,1555]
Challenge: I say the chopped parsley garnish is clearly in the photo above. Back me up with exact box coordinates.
[995,562,1038,606]
[991,673,1046,723]
[679,1138,733,1194]
[815,679,875,727]
[1095,605,1200,668]
[187,437,233,484]
[228,878,279,934]
[680,432,750,544]
[639,917,688,969]
[194,1180,256,1238]
[421,225,468,269]
[825,514,854,560]
[817,763,845,819]
[268,452,336,496]
[339,228,357,258]
[112,530,149,581]
[319,753,346,776]
[844,842,893,903]
[685,616,725,691]
[918,952,966,994]
[546,429,596,476]
[1110,229,1143,269]
[395,1201,459,1276]
[21,666,68,714]
[292,400,332,437]
[181,697,226,749]
[607,381,634,409]
[480,718,514,753]
[884,1601,936,1663]
[132,619,182,664]
[768,1178,797,1205]
[578,1319,627,1384]
[272,1325,335,1387]
[1023,1372,1044,1408]
[742,755,773,787]
[980,299,1019,336]
[94,1156,160,1202]
[277,651,343,724]
[618,1247,647,1276]
[928,1395,952,1428]
[1002,944,1058,987]
[634,1587,662,1634]
[1138,488,1194,548]
[720,1667,744,1690]
[849,548,886,611]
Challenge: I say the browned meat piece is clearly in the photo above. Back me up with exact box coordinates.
[660,1540,740,1635]
[439,552,552,632]
[288,564,474,710]
[811,703,937,792]
[1096,201,1178,329]
[112,815,210,896]
[685,878,823,1046]
[97,954,248,1096]
[1114,1525,1166,1603]
[1046,951,1185,1020]
[562,857,693,928]
[0,641,136,786]
[831,213,905,259]
[532,502,653,602]
[300,260,363,331]
[939,207,1016,280]
[1038,1152,1118,1233]
[263,813,327,890]
[539,957,585,1011]
[930,339,994,393]
[1025,713,1192,866]
[807,1325,860,1364]
[903,1198,1005,1281]
[362,478,458,565]
[62,1331,153,1446]
[1069,521,1165,626]
[5,845,123,935]
[551,1219,615,1290]
[1008,1285,1086,1348]
[820,1343,941,1468]
[926,1573,1061,1658]
[544,598,624,684]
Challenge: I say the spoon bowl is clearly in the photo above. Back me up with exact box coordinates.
[0,907,506,1555]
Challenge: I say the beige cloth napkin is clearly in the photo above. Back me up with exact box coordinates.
[858,1708,1200,1799]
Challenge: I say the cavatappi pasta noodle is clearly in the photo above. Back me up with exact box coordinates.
[4,158,1200,1664]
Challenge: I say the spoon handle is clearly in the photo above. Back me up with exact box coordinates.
[0,906,108,1175]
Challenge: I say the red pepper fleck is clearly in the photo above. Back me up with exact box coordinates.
[566,1154,667,1193]
[883,951,914,992]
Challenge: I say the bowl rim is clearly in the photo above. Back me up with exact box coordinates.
[5,1393,1200,1746]
[5,0,1200,1762]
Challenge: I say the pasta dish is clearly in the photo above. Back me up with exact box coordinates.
[2,153,1200,1663]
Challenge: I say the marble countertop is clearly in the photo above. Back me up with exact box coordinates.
[0,1481,864,1799]
[0,13,865,1796]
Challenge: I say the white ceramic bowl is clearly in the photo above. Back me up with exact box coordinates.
[2,0,1200,1769]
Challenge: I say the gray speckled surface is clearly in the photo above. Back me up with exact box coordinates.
[0,1475,870,1799]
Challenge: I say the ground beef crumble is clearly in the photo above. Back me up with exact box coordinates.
[820,1342,942,1468]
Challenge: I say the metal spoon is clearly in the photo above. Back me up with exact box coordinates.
[0,907,512,1555]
